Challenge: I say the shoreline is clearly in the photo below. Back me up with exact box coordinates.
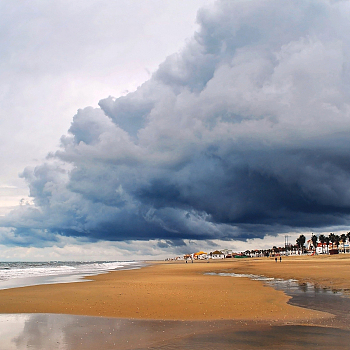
[0,256,342,323]
[0,260,144,291]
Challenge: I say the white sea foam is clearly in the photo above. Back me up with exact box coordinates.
[0,261,141,290]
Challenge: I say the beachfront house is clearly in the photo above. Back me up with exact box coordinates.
[210,250,225,259]
[338,239,350,253]
[184,254,192,261]
[193,251,208,260]
[306,239,314,252]
[306,240,323,254]
[315,243,324,255]
[221,249,233,258]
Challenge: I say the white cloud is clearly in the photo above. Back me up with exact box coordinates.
[0,0,211,204]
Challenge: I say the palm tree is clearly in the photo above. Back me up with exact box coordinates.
[325,236,330,254]
[340,234,347,253]
[335,235,340,250]
[311,234,318,254]
[300,234,306,254]
[329,233,336,250]
[296,238,300,254]
[319,234,326,254]
[296,234,306,254]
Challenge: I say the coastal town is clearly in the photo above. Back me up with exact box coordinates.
[167,232,350,261]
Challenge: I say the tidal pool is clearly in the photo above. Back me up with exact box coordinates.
[207,271,350,329]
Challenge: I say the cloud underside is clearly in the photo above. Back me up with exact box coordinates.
[3,0,350,245]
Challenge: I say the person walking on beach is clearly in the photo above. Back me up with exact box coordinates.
[280,256,282,262]
[275,257,277,262]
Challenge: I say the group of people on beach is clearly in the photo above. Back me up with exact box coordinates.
[275,256,282,262]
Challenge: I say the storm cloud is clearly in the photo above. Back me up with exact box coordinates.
[3,0,350,245]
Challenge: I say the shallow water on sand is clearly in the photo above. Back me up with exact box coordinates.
[267,277,350,328]
[207,271,350,329]
[0,314,350,350]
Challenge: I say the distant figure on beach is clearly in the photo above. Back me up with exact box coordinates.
[275,257,277,262]
[280,256,282,262]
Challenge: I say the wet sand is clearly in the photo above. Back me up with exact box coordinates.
[1,313,350,350]
[0,258,331,322]
[224,254,350,293]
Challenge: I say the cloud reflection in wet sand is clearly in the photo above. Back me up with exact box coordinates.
[1,313,350,350]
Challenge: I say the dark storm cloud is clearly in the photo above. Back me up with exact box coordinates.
[2,0,350,245]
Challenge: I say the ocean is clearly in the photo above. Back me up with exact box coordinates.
[0,261,142,290]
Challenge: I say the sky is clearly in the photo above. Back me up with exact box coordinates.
[1,0,350,261]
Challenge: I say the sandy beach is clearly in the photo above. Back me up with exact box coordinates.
[2,255,350,349]
[1,255,348,323]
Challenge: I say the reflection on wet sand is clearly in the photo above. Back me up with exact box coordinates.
[2,268,350,349]
[208,271,350,329]
[1,313,350,350]
[265,276,350,329]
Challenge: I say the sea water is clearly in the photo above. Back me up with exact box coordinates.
[0,261,142,290]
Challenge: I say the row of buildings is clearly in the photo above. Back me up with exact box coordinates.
[306,239,350,255]
[167,249,248,261]
[166,237,350,261]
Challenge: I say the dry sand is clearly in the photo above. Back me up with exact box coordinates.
[1,255,347,322]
